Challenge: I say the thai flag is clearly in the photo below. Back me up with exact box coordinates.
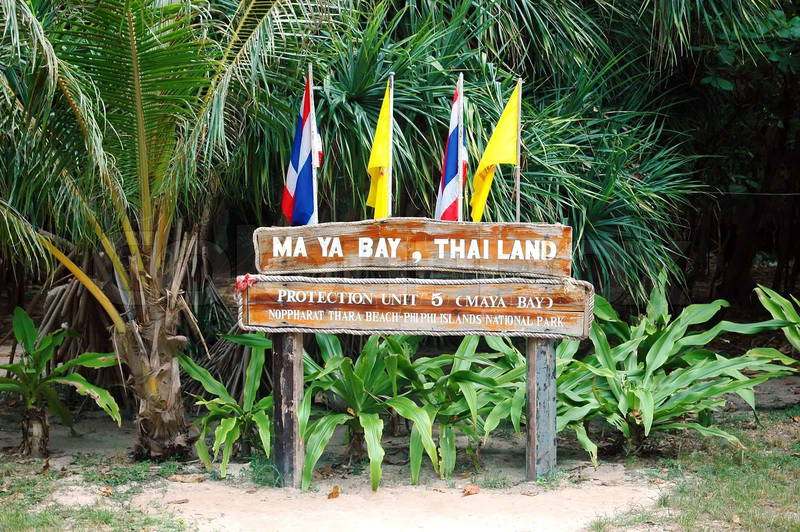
[434,74,467,221]
[282,66,323,226]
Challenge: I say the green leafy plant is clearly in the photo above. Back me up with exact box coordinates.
[0,308,121,457]
[755,284,800,354]
[412,335,526,479]
[178,333,273,478]
[301,334,437,490]
[561,275,796,457]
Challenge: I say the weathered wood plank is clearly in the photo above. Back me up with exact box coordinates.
[272,333,304,488]
[526,339,557,480]
[253,218,572,277]
[239,276,593,339]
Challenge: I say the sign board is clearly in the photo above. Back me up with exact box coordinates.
[254,218,572,277]
[238,276,593,339]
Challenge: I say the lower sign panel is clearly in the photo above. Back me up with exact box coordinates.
[238,276,593,339]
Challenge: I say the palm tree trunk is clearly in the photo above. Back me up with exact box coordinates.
[116,317,194,461]
[21,408,49,458]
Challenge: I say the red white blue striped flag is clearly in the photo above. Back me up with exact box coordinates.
[434,74,467,221]
[282,65,323,225]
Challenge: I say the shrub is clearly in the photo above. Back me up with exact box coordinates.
[0,308,121,457]
[560,275,796,457]
[178,333,273,477]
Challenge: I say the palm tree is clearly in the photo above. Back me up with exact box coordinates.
[0,0,334,458]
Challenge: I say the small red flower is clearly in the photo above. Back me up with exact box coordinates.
[236,273,257,292]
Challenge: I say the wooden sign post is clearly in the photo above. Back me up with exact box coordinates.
[237,218,593,487]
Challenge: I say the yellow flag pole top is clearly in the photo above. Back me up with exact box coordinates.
[366,73,394,219]
[470,80,521,222]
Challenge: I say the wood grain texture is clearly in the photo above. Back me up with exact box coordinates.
[240,277,593,339]
[526,339,557,480]
[272,333,304,488]
[253,218,572,277]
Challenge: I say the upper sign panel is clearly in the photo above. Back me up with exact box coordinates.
[253,218,572,277]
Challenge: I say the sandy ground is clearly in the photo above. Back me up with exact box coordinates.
[1,337,798,532]
[133,474,660,532]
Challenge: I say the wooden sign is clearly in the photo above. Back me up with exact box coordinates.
[238,276,593,339]
[253,218,572,277]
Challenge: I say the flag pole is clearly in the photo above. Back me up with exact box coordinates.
[514,78,522,223]
[308,62,318,224]
[388,72,395,218]
[457,73,465,222]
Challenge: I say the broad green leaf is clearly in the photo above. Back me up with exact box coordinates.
[243,346,266,411]
[409,424,424,485]
[178,353,236,404]
[51,352,119,376]
[43,386,74,428]
[439,424,456,479]
[195,428,213,470]
[557,404,595,432]
[573,423,598,466]
[510,384,525,433]
[386,397,438,474]
[457,381,478,425]
[744,347,797,366]
[213,417,237,458]
[483,398,511,437]
[452,336,480,371]
[12,307,37,354]
[52,373,121,426]
[222,333,273,349]
[633,388,654,435]
[358,412,385,491]
[315,334,343,362]
[302,413,351,490]
[219,421,241,478]
[252,410,271,457]
[658,422,742,447]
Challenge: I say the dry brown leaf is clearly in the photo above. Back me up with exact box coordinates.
[0,493,24,503]
[433,488,447,493]
[167,474,205,483]
[458,472,471,479]
[245,489,257,494]
[462,485,480,496]
[791,416,800,423]
[98,486,113,497]
[167,499,189,505]
[327,485,340,499]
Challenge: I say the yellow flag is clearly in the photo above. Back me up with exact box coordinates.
[470,82,520,222]
[366,78,393,219]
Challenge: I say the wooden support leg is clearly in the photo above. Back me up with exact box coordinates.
[526,339,557,480]
[272,333,304,488]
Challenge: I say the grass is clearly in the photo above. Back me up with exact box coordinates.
[0,455,186,531]
[590,406,800,531]
[245,454,281,486]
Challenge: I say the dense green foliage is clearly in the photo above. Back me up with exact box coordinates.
[557,275,797,456]
[178,334,274,477]
[3,0,782,299]
[1,308,121,429]
[756,284,800,353]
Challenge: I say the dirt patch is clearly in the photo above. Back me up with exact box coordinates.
[133,478,661,532]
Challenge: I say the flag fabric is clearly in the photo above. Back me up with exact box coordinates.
[282,67,323,226]
[434,74,467,221]
[366,76,394,219]
[470,81,521,222]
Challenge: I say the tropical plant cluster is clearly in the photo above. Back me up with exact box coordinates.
[178,277,795,490]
